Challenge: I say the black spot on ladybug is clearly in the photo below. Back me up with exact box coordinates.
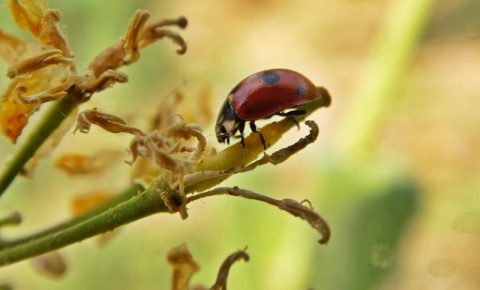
[296,86,306,97]
[261,71,280,85]
[229,83,241,94]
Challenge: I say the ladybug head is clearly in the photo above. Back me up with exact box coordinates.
[215,97,241,144]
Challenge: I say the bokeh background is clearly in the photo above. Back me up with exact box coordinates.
[1,0,480,289]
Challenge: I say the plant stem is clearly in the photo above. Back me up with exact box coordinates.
[3,183,144,248]
[0,87,84,196]
[0,179,169,266]
[337,0,437,157]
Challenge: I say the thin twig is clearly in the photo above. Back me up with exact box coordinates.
[187,186,330,244]
[210,248,249,290]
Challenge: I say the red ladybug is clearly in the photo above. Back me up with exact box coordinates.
[216,69,323,149]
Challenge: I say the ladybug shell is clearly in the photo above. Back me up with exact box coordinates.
[229,69,319,121]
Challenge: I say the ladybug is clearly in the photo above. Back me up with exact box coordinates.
[215,69,322,149]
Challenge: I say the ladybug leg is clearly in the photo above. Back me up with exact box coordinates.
[277,110,306,117]
[277,110,306,130]
[239,120,246,147]
[249,121,266,150]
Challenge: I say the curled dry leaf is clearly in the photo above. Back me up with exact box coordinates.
[279,199,330,244]
[39,9,73,57]
[188,186,330,245]
[0,50,74,142]
[210,248,249,290]
[88,11,187,77]
[6,49,73,79]
[74,108,144,135]
[167,244,249,290]
[167,244,200,290]
[138,16,188,54]
[78,70,129,96]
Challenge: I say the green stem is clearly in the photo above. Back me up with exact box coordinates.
[337,0,437,156]
[3,183,144,248]
[0,179,169,266]
[0,87,84,196]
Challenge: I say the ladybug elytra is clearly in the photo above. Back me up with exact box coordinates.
[215,69,324,149]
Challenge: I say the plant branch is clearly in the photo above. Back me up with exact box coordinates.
[0,179,168,266]
[2,183,145,248]
[187,186,331,244]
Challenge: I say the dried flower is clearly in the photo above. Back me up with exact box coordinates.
[0,0,187,143]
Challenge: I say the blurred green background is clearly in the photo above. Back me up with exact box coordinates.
[1,0,480,289]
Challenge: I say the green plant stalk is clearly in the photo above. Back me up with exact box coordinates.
[0,180,168,266]
[3,183,144,248]
[338,0,437,156]
[0,87,84,196]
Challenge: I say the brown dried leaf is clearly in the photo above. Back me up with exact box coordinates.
[88,12,187,78]
[79,70,128,94]
[210,249,249,290]
[6,49,70,78]
[167,244,200,290]
[140,16,188,54]
[123,10,150,64]
[279,199,331,244]
[188,187,331,245]
[39,9,73,57]
[0,49,74,143]
[87,42,127,78]
[74,108,143,135]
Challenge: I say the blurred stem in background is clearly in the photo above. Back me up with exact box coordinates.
[310,0,437,289]
[337,0,437,158]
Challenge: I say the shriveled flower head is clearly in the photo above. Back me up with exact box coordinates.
[0,0,187,143]
[0,1,75,143]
